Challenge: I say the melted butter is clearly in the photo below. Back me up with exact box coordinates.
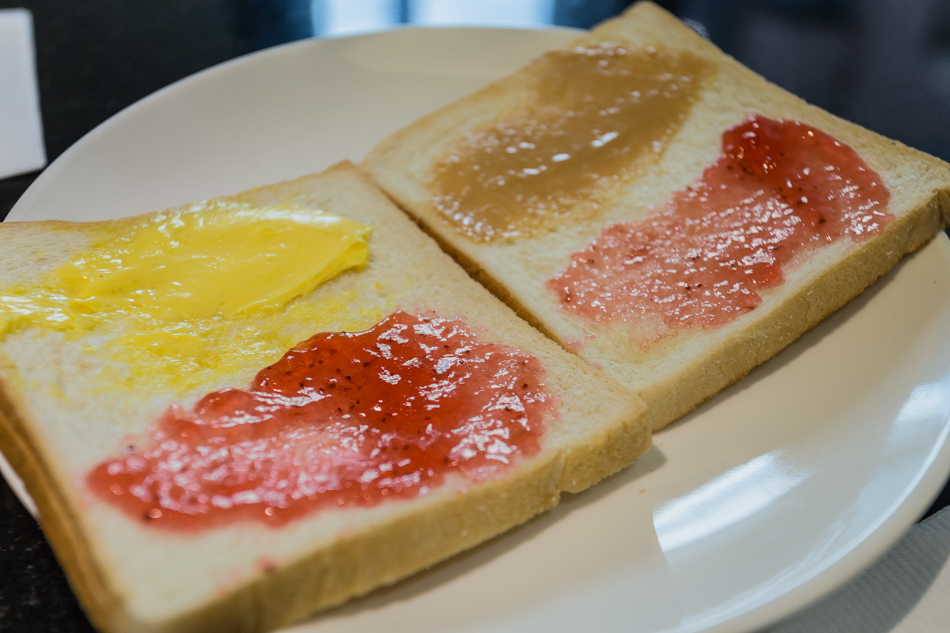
[91,290,387,393]
[23,202,370,325]
[0,202,380,392]
[430,44,713,241]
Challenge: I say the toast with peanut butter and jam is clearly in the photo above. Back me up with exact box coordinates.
[362,1,950,431]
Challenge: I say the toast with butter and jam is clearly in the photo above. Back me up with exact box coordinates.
[362,1,950,431]
[0,162,648,633]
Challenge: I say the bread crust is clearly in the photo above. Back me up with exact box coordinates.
[0,364,124,633]
[362,1,950,432]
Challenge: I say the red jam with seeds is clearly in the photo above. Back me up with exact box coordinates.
[548,115,892,331]
[88,311,555,529]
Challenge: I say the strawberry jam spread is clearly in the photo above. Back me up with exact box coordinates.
[88,311,555,529]
[548,115,892,331]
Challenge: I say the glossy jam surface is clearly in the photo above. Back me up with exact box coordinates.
[0,203,377,392]
[88,311,555,529]
[430,45,712,241]
[549,115,892,332]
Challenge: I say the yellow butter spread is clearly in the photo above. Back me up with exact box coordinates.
[0,202,380,392]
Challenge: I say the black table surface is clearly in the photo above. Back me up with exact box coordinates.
[2,0,950,631]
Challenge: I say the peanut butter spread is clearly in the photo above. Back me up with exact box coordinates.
[430,44,713,241]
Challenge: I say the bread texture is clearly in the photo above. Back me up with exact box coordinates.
[362,1,950,431]
[0,162,648,633]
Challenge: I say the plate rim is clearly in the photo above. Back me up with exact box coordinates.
[3,24,950,633]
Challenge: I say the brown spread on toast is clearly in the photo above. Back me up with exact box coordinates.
[430,44,713,241]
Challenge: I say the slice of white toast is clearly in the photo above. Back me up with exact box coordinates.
[0,162,648,633]
[362,1,950,431]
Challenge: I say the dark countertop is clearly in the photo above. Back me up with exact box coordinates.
[1,1,949,631]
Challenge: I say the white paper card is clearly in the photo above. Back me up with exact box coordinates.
[0,8,46,180]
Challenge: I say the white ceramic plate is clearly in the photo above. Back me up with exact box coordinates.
[5,27,950,633]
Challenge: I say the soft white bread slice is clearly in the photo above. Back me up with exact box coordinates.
[0,162,648,633]
[363,1,950,431]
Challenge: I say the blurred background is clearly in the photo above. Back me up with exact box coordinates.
[1,0,949,630]
[1,0,950,220]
